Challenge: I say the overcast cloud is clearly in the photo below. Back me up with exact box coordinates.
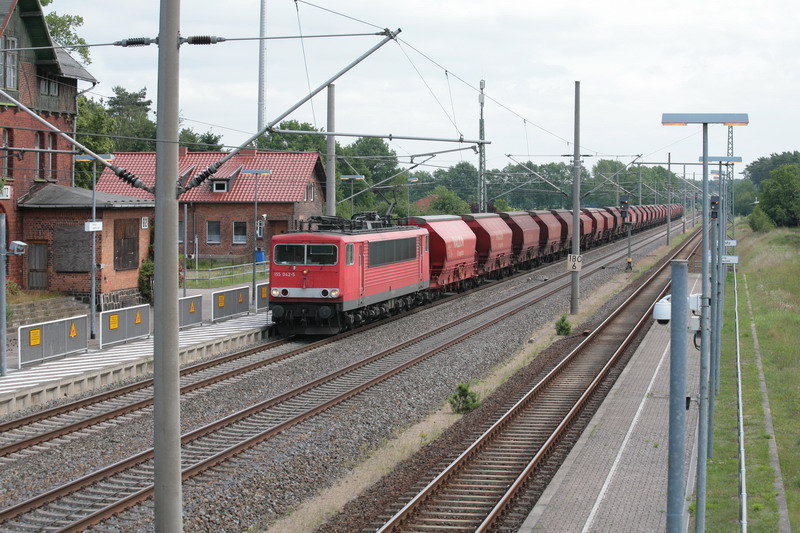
[55,0,800,176]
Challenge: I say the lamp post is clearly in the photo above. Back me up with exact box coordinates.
[662,113,748,533]
[75,154,114,341]
[244,169,272,304]
[340,175,365,214]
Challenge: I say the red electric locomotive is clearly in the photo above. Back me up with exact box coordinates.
[269,217,430,334]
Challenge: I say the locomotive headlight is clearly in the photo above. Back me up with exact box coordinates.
[330,289,340,298]
[270,288,281,297]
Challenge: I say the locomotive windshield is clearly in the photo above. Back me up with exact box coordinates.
[274,244,338,265]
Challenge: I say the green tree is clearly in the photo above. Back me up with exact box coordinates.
[107,87,157,152]
[338,137,399,214]
[744,151,800,189]
[748,205,775,232]
[433,161,478,203]
[41,0,91,64]
[255,120,327,153]
[74,96,115,188]
[733,179,757,216]
[179,128,224,152]
[760,164,800,227]
[428,185,470,215]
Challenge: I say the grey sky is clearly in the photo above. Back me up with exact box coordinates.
[56,0,799,176]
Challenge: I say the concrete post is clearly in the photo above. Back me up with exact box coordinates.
[326,84,336,216]
[695,123,711,533]
[570,81,580,314]
[667,260,689,533]
[153,0,183,529]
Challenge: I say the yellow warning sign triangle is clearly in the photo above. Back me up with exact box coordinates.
[238,292,244,303]
[135,311,142,324]
[69,322,77,338]
[189,301,195,313]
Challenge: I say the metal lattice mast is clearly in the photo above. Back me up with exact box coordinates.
[727,126,735,239]
[478,80,486,212]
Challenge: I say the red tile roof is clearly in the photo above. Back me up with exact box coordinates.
[95,150,326,203]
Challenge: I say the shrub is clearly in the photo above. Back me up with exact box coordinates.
[448,383,481,414]
[748,205,775,233]
[138,259,155,303]
[556,314,572,336]
[5,279,22,296]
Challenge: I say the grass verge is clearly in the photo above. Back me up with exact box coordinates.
[704,221,799,531]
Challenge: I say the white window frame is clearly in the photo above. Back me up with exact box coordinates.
[255,218,264,238]
[34,132,42,179]
[1,129,8,177]
[1,37,18,89]
[305,182,314,201]
[212,181,228,193]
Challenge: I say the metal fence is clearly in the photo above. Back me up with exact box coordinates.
[185,262,269,289]
[18,315,89,368]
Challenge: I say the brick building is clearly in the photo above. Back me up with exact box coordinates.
[95,148,327,261]
[17,184,154,307]
[1,0,96,286]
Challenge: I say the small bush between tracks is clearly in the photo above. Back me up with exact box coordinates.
[448,383,481,414]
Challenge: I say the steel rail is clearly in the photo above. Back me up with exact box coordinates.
[1,223,685,531]
[0,221,676,458]
[377,229,701,532]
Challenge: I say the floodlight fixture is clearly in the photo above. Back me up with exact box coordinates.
[661,113,749,126]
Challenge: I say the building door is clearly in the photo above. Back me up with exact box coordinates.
[28,243,48,289]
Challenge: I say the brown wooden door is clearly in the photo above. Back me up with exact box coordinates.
[28,243,48,289]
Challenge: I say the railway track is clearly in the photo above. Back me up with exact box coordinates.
[0,224,676,462]
[374,229,701,532]
[0,225,689,531]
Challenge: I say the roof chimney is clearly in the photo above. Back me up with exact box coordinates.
[239,146,257,158]
[179,146,189,157]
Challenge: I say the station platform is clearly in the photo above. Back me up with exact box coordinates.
[520,277,703,532]
[0,309,270,416]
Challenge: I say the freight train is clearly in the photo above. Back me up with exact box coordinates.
[268,204,683,334]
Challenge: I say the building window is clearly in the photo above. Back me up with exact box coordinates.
[212,181,228,193]
[114,219,139,270]
[1,129,10,178]
[207,221,221,243]
[39,78,49,95]
[47,133,56,180]
[178,220,184,243]
[34,132,43,179]
[305,182,314,201]
[49,79,59,96]
[0,37,18,89]
[233,221,247,244]
[255,219,264,238]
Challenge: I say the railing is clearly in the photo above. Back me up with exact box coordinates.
[185,262,269,289]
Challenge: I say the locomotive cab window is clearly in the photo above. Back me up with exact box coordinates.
[274,244,338,265]
[307,245,337,265]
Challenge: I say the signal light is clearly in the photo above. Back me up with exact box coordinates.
[710,195,720,219]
